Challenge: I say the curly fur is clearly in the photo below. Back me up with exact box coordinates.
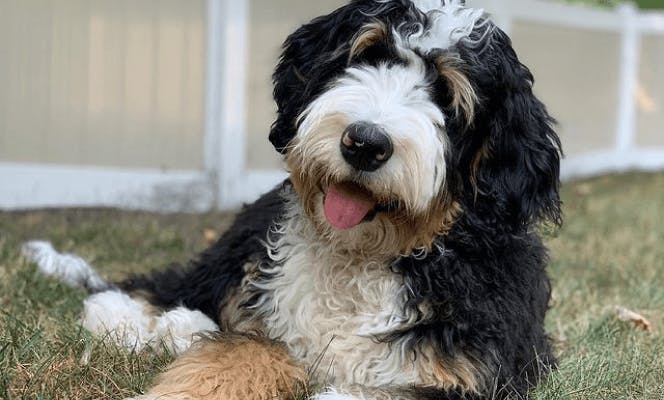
[128,334,306,400]
[84,1,562,399]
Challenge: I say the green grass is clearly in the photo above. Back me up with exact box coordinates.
[535,172,664,399]
[1,173,663,399]
[0,210,235,399]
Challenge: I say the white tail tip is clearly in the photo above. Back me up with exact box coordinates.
[21,240,109,292]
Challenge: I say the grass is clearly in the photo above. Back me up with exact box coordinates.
[536,172,664,399]
[1,172,663,399]
[0,211,235,399]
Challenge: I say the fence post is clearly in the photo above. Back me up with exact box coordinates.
[205,0,250,210]
[615,3,640,153]
[205,0,223,180]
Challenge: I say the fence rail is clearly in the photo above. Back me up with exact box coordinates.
[1,0,663,211]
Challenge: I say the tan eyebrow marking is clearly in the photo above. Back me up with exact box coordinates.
[349,21,389,62]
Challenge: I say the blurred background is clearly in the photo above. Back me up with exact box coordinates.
[0,0,663,212]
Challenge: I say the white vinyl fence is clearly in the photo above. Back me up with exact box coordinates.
[477,0,664,181]
[0,0,663,212]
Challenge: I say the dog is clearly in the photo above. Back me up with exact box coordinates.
[25,1,562,399]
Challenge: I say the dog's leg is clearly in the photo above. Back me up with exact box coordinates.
[81,290,219,354]
[22,240,220,354]
[128,333,307,400]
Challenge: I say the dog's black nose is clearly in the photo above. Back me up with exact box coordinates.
[340,122,393,172]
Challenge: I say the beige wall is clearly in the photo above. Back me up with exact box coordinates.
[0,0,347,171]
[0,0,206,170]
[245,0,346,170]
[512,22,622,156]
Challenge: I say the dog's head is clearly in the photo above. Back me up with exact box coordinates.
[270,0,561,255]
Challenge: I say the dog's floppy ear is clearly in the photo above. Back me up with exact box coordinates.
[456,28,562,227]
[269,7,360,153]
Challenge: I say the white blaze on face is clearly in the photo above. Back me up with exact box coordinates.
[297,61,447,214]
[409,0,486,52]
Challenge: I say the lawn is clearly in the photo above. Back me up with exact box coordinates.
[1,172,663,399]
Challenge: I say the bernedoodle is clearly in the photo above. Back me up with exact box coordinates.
[25,1,562,399]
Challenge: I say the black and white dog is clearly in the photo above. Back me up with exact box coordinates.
[26,1,562,399]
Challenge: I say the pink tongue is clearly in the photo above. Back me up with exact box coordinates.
[324,182,376,230]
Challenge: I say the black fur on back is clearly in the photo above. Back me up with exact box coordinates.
[120,183,288,321]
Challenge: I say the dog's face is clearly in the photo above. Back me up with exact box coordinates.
[270,0,561,255]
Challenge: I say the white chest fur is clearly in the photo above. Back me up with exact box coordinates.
[249,215,424,387]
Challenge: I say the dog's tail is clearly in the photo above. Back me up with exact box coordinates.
[21,241,113,293]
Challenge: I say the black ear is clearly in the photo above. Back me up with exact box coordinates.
[269,7,359,153]
[455,28,562,227]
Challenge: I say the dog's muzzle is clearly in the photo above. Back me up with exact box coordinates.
[340,122,393,172]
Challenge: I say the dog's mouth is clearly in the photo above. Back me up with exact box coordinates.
[323,181,396,230]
